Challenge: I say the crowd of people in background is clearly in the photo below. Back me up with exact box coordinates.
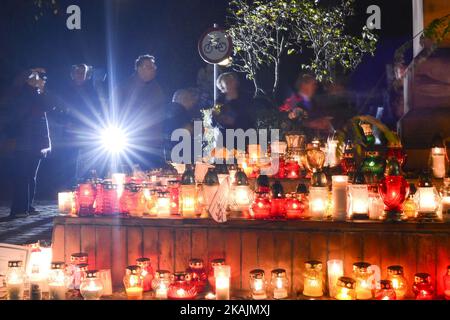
[0,53,359,219]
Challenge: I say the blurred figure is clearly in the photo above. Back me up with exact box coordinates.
[315,78,357,130]
[117,55,166,169]
[214,72,253,130]
[62,64,105,185]
[280,74,334,136]
[6,68,52,219]
[163,88,201,163]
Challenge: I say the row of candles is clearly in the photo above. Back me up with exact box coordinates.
[5,252,450,300]
[58,162,450,223]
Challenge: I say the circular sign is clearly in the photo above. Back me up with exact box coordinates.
[198,27,233,64]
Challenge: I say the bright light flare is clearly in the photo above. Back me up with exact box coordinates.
[100,126,128,154]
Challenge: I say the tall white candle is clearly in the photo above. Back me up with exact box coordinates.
[327,260,344,298]
[214,265,231,300]
[309,187,328,220]
[431,147,446,178]
[332,176,348,221]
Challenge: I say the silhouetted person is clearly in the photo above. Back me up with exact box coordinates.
[214,72,253,130]
[315,79,357,130]
[163,88,200,163]
[6,69,52,219]
[280,74,334,137]
[117,55,166,169]
[61,64,105,185]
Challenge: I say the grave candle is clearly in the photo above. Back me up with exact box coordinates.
[327,260,344,298]
[271,269,288,299]
[332,176,348,221]
[214,265,231,300]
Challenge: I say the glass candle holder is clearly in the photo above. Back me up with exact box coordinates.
[305,139,326,174]
[250,269,267,300]
[186,259,207,293]
[414,186,441,222]
[368,186,384,220]
[444,266,450,300]
[335,277,356,300]
[180,184,199,217]
[27,240,52,292]
[331,176,349,221]
[143,187,158,216]
[167,180,180,215]
[152,270,171,299]
[95,181,120,215]
[440,183,450,222]
[123,265,144,300]
[341,141,356,178]
[230,185,254,212]
[309,186,328,220]
[327,260,344,298]
[285,159,300,179]
[413,273,434,300]
[48,262,68,300]
[75,183,96,216]
[285,193,305,219]
[270,181,287,219]
[168,272,197,300]
[348,184,369,220]
[375,280,396,300]
[379,159,409,222]
[325,139,340,168]
[6,261,25,300]
[361,150,385,186]
[121,183,146,217]
[136,257,154,292]
[80,270,104,300]
[303,260,323,298]
[214,265,231,300]
[58,191,76,215]
[208,259,226,291]
[156,191,171,217]
[250,192,271,219]
[70,263,88,291]
[387,265,407,299]
[352,262,376,300]
[67,252,88,290]
[271,269,289,299]
[430,146,447,179]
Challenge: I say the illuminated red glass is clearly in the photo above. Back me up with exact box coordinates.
[379,176,409,213]
[136,258,154,292]
[374,280,397,300]
[75,184,96,216]
[168,273,197,300]
[285,160,300,179]
[95,182,120,215]
[167,180,180,216]
[186,259,207,293]
[250,192,271,219]
[285,194,306,219]
[270,198,287,219]
[274,157,287,179]
[412,273,434,300]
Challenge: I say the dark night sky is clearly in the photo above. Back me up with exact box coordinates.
[0,0,412,98]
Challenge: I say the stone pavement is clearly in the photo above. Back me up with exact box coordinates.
[0,202,57,245]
